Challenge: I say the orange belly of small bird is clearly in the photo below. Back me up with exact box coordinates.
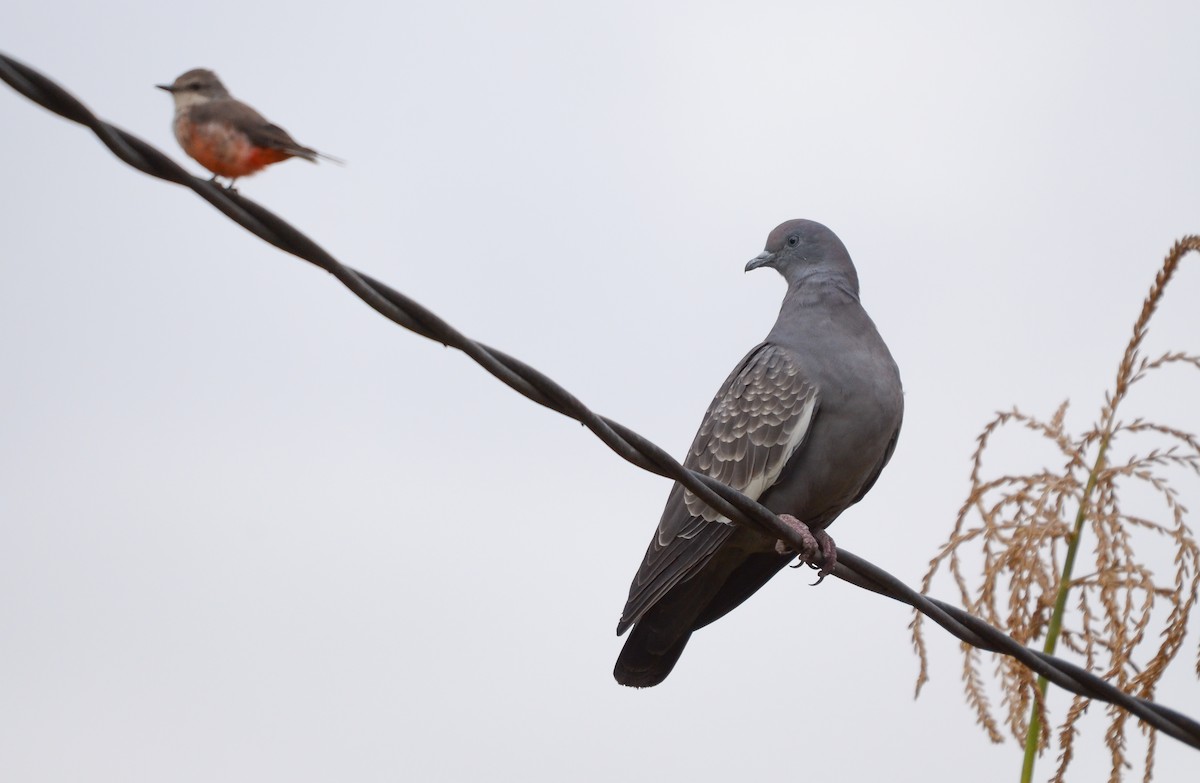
[176,119,292,178]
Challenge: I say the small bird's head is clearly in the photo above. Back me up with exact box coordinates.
[745,219,859,294]
[156,69,230,109]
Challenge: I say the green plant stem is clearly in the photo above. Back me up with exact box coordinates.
[1019,435,1111,783]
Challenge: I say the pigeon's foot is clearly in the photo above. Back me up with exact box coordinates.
[773,514,819,561]
[774,514,837,584]
[811,528,837,585]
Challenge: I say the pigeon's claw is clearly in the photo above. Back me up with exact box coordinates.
[774,514,820,562]
[774,514,836,584]
[811,528,837,585]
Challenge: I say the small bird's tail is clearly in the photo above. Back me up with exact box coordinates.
[312,149,345,166]
[286,145,345,166]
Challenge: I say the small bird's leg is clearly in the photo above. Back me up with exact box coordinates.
[207,175,238,192]
[774,514,837,584]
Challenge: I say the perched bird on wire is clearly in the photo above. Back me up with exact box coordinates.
[157,68,341,188]
[614,219,903,687]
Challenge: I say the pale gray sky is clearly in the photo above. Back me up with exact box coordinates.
[3,2,1199,781]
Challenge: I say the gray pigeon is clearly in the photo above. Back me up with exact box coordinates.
[614,219,903,687]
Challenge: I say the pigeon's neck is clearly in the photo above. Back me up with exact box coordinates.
[784,272,860,306]
[764,276,864,346]
[768,275,864,338]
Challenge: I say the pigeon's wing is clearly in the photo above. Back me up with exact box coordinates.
[617,342,819,632]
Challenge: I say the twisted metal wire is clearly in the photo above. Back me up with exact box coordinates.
[3,51,1198,751]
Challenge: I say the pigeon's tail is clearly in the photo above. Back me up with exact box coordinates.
[614,624,692,688]
[614,572,717,687]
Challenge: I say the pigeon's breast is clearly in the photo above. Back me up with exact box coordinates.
[758,310,902,528]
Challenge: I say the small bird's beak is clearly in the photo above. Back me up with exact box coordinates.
[155,84,175,93]
[745,251,776,272]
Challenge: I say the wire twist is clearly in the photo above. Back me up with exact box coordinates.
[3,51,1198,751]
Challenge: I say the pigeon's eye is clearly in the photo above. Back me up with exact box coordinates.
[787,235,799,247]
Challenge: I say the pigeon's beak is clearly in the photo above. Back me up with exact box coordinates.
[745,251,776,272]
[155,84,175,93]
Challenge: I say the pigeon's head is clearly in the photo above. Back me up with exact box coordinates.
[745,219,859,294]
[156,69,230,109]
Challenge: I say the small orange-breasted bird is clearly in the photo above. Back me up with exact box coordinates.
[157,68,341,186]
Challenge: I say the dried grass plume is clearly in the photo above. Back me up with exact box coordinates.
[911,237,1200,782]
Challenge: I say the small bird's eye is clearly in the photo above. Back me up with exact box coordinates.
[787,235,799,247]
